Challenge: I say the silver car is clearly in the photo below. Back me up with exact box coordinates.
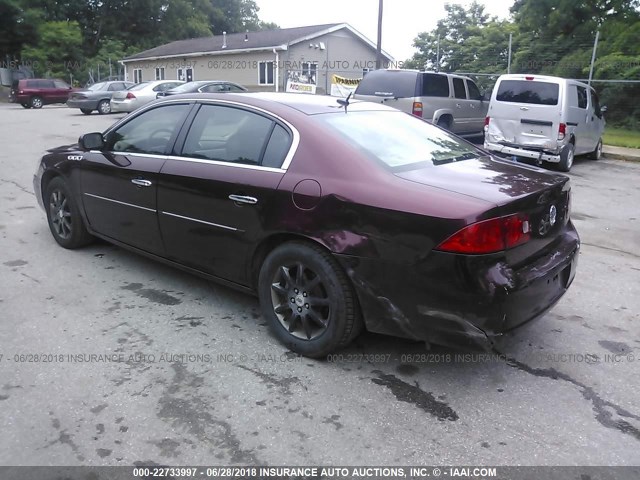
[67,81,135,115]
[110,80,184,113]
[354,70,488,138]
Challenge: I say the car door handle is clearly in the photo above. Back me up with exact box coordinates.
[456,103,462,108]
[131,179,152,187]
[229,194,258,205]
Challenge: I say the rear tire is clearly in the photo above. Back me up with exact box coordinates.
[44,177,94,249]
[30,96,43,109]
[437,116,451,130]
[258,242,361,358]
[558,143,574,172]
[21,103,31,109]
[97,99,111,115]
[80,108,92,115]
[590,139,603,160]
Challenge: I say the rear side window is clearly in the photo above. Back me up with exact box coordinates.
[496,80,559,105]
[421,74,449,97]
[262,124,292,168]
[467,80,483,100]
[355,71,418,98]
[453,78,466,99]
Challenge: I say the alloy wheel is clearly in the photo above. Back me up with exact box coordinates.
[270,262,331,340]
[49,189,72,239]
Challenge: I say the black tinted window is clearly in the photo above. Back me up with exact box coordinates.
[262,125,292,168]
[497,80,559,105]
[421,73,449,97]
[355,71,418,97]
[110,104,188,154]
[182,105,273,165]
[453,78,466,99]
[467,80,482,100]
[576,86,588,109]
[53,80,69,89]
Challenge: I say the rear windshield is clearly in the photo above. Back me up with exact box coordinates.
[355,71,417,98]
[316,111,481,170]
[130,82,151,91]
[496,80,559,105]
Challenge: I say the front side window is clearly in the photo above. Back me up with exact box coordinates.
[54,80,70,89]
[576,86,588,109]
[182,105,275,165]
[496,80,559,105]
[109,104,189,155]
[133,69,143,83]
[259,62,274,85]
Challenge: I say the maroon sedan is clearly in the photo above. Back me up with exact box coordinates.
[33,93,579,357]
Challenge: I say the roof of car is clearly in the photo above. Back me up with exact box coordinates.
[157,92,398,115]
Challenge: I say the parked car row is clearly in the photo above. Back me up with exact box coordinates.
[353,70,606,172]
[10,78,249,114]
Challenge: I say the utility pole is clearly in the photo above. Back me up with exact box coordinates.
[588,30,600,86]
[507,33,512,74]
[436,34,440,72]
[376,0,384,69]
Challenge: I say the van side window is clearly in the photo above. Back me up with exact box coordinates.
[422,74,449,97]
[453,78,466,99]
[591,89,603,117]
[466,80,482,100]
[576,86,588,109]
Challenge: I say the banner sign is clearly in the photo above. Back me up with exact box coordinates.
[330,74,362,97]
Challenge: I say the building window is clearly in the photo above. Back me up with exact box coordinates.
[302,62,317,85]
[155,67,165,80]
[177,68,193,82]
[133,68,142,83]
[259,61,274,85]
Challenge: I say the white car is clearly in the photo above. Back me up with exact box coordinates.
[484,74,606,172]
[110,80,184,113]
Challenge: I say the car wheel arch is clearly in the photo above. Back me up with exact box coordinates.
[250,233,337,290]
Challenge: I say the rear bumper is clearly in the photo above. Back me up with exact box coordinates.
[110,100,135,113]
[484,141,562,163]
[335,225,580,350]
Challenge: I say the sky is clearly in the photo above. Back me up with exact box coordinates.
[255,0,515,61]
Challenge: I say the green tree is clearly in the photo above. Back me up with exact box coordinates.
[21,20,83,82]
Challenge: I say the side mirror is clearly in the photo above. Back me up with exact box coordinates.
[79,132,105,150]
[600,105,608,114]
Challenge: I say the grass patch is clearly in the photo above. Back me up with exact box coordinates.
[603,127,640,149]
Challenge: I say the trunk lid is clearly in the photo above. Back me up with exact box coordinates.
[396,156,572,262]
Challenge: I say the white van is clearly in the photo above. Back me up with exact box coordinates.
[484,74,606,171]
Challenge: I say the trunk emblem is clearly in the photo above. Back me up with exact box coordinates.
[549,205,557,226]
[538,204,557,236]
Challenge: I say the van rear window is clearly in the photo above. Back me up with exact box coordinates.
[355,71,417,98]
[496,80,559,105]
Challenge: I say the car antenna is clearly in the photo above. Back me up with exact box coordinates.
[336,92,352,113]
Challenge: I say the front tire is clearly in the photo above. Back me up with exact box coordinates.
[258,242,361,358]
[30,96,43,109]
[44,177,93,249]
[97,99,111,115]
[558,143,574,172]
[590,138,603,160]
[21,103,31,109]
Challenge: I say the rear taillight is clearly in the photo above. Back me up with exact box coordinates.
[412,101,423,117]
[558,122,566,140]
[484,116,490,126]
[125,92,136,100]
[435,214,531,254]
